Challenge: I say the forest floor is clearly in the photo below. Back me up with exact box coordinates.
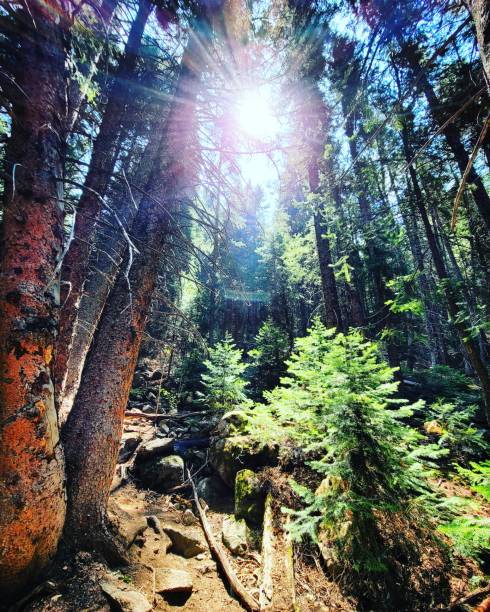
[13,406,489,612]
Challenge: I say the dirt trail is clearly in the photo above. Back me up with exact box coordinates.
[109,483,247,611]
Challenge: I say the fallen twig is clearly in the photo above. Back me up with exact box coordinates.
[442,584,490,611]
[188,469,260,612]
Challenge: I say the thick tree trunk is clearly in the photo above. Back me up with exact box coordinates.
[401,120,490,423]
[58,108,169,424]
[56,0,153,406]
[62,29,202,543]
[401,41,490,231]
[0,2,68,596]
[467,0,490,93]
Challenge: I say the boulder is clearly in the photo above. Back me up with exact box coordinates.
[234,469,265,524]
[100,580,151,612]
[196,476,231,509]
[135,437,174,460]
[118,433,142,463]
[163,525,206,558]
[134,455,184,492]
[141,404,154,414]
[148,369,163,381]
[155,568,193,594]
[222,515,248,555]
[209,435,279,487]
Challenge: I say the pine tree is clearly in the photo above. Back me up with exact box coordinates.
[249,319,290,398]
[246,320,442,573]
[200,333,249,411]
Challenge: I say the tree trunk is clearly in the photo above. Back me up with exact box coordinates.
[309,163,343,331]
[400,40,490,231]
[56,0,153,406]
[66,0,118,132]
[62,28,202,543]
[58,107,169,424]
[0,2,68,597]
[467,0,490,93]
[401,119,490,423]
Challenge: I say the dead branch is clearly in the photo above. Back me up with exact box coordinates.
[188,469,260,612]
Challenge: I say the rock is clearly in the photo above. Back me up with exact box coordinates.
[182,509,198,526]
[134,455,184,492]
[196,475,231,509]
[118,433,142,463]
[209,435,279,487]
[148,369,163,381]
[118,516,148,549]
[222,515,248,555]
[135,437,174,460]
[155,568,193,594]
[234,469,265,524]
[141,404,154,414]
[160,423,170,435]
[146,514,163,534]
[163,525,206,558]
[100,580,151,612]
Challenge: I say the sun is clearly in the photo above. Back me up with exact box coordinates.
[235,87,280,142]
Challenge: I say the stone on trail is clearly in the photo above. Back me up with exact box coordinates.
[155,568,193,594]
[163,525,206,558]
[196,475,231,509]
[100,579,151,612]
[182,509,199,526]
[135,437,174,460]
[222,515,248,555]
[134,454,184,492]
[118,433,142,463]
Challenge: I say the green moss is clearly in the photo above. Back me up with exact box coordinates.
[235,469,264,524]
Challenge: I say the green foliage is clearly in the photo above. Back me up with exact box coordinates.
[454,461,490,502]
[437,462,490,562]
[245,320,444,572]
[423,400,489,462]
[248,319,290,399]
[411,365,479,405]
[199,334,249,411]
[439,516,490,561]
[159,387,178,412]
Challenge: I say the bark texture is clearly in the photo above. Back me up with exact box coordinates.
[0,1,68,596]
[468,0,490,93]
[62,27,203,542]
[401,117,490,423]
[401,40,490,231]
[56,0,153,411]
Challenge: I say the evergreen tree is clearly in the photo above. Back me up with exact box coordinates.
[200,334,249,411]
[246,320,442,572]
[249,318,290,399]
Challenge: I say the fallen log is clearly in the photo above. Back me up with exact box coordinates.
[188,469,260,612]
[259,493,297,611]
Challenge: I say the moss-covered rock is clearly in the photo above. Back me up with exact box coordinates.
[209,434,279,487]
[234,469,265,524]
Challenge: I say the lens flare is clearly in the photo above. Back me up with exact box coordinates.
[235,87,280,141]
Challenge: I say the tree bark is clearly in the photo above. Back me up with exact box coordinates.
[467,0,490,93]
[0,1,69,597]
[62,27,203,543]
[58,107,169,424]
[400,118,490,423]
[309,163,344,331]
[56,0,153,407]
[400,40,490,231]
